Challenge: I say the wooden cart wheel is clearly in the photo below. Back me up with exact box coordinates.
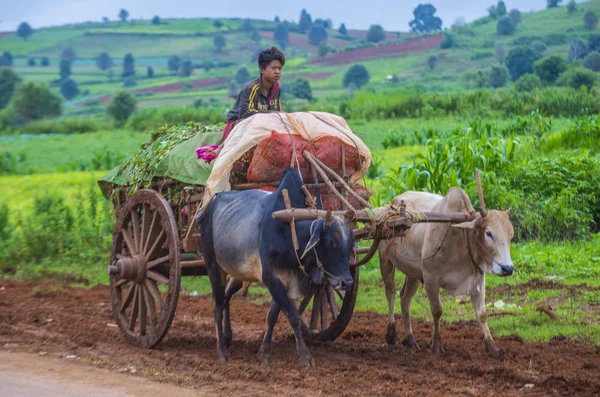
[299,265,360,342]
[108,189,181,348]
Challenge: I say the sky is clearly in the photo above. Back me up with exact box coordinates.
[0,0,583,32]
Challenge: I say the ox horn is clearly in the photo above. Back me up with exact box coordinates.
[325,210,334,225]
[476,170,488,218]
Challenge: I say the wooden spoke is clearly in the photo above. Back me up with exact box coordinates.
[145,279,163,308]
[115,279,130,288]
[128,286,139,331]
[131,208,142,253]
[310,288,321,330]
[145,230,166,260]
[120,284,136,313]
[326,285,340,321]
[143,284,158,332]
[148,270,169,285]
[298,287,316,315]
[147,255,170,270]
[142,211,158,255]
[140,205,151,254]
[320,287,328,332]
[139,285,147,336]
[121,228,137,256]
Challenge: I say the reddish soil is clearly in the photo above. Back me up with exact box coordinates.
[95,77,228,103]
[311,34,444,65]
[0,31,13,38]
[259,31,349,50]
[285,72,336,81]
[2,280,599,396]
[347,29,401,41]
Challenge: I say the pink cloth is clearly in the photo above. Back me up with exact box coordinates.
[196,145,219,163]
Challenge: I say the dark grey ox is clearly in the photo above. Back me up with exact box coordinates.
[378,188,514,355]
[199,167,355,366]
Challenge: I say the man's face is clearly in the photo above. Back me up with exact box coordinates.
[261,60,282,84]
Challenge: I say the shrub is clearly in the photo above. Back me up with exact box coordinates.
[290,78,313,100]
[235,66,252,85]
[496,16,516,35]
[0,68,22,110]
[125,106,225,132]
[509,9,521,24]
[589,34,600,52]
[471,51,493,61]
[515,74,542,92]
[569,39,589,61]
[343,64,370,89]
[12,81,61,122]
[366,24,386,43]
[60,78,80,100]
[427,55,438,69]
[439,32,457,49]
[531,41,547,55]
[583,51,600,71]
[584,11,598,30]
[107,91,136,125]
[533,54,567,84]
[556,67,597,89]
[543,33,568,46]
[19,117,105,134]
[489,65,509,88]
[567,0,577,14]
[506,46,541,81]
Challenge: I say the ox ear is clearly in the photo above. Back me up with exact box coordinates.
[451,217,483,230]
[301,219,324,259]
[505,208,512,217]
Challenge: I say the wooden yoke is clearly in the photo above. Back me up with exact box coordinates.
[282,189,300,252]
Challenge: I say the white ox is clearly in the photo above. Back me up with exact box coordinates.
[378,187,514,355]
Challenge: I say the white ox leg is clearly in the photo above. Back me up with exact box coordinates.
[471,280,500,356]
[379,254,397,344]
[424,279,445,354]
[400,276,421,350]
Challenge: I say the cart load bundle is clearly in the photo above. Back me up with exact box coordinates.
[204,111,373,210]
[98,122,223,200]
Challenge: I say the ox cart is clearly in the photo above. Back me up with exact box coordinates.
[99,112,478,349]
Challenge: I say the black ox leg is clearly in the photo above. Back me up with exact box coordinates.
[258,300,281,364]
[207,264,229,364]
[223,278,243,348]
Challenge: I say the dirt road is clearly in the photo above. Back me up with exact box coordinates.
[1,281,599,396]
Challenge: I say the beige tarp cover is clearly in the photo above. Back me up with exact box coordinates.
[203,111,372,206]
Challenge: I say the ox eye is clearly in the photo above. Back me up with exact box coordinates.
[485,231,493,239]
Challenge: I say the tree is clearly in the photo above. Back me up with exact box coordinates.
[203,60,214,72]
[339,23,347,35]
[298,9,312,33]
[534,55,567,83]
[107,91,136,125]
[584,11,598,30]
[17,22,33,39]
[168,55,182,74]
[532,41,547,55]
[546,0,563,9]
[506,46,541,81]
[290,78,313,100]
[122,53,135,77]
[488,5,498,19]
[590,34,600,51]
[102,17,109,23]
[250,28,262,44]
[178,60,194,77]
[59,59,71,80]
[235,65,252,85]
[274,16,280,23]
[227,80,239,98]
[489,65,509,88]
[242,19,253,32]
[583,52,600,72]
[274,24,289,49]
[427,55,438,69]
[343,64,370,88]
[496,1,507,17]
[28,58,36,67]
[95,52,112,71]
[439,32,457,49]
[496,16,515,35]
[152,16,161,25]
[366,25,386,43]
[147,66,154,78]
[213,20,223,29]
[495,43,507,64]
[12,81,62,121]
[509,9,522,25]
[569,39,588,61]
[318,42,332,58]
[567,0,577,14]
[409,4,443,33]
[61,47,76,63]
[60,78,80,100]
[0,68,21,109]
[308,25,328,46]
[0,52,13,66]
[515,74,543,92]
[214,34,226,52]
[118,9,129,22]
[556,67,597,89]
[40,57,50,67]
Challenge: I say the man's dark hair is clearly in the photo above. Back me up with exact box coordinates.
[258,47,286,70]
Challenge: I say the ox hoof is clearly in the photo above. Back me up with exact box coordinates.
[401,335,420,350]
[298,356,315,368]
[486,340,500,357]
[385,323,398,345]
[259,353,272,365]
[217,347,230,364]
[431,342,446,355]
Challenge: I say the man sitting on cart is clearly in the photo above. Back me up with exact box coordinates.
[209,47,286,159]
